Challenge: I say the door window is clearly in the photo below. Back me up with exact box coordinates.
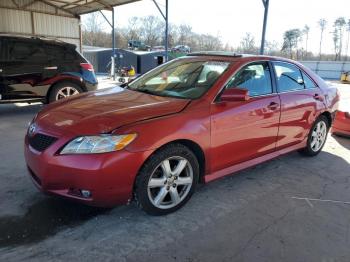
[226,62,273,97]
[273,62,304,92]
[45,44,77,62]
[0,40,3,61]
[302,71,317,89]
[9,41,47,62]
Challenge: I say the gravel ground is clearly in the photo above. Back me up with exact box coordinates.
[0,82,349,262]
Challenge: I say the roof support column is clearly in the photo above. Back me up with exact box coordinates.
[152,0,169,61]
[260,0,269,55]
[165,0,168,61]
[112,7,116,79]
[100,8,117,79]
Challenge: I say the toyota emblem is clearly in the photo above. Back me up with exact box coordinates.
[28,123,36,136]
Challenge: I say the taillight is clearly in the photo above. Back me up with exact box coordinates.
[80,63,94,72]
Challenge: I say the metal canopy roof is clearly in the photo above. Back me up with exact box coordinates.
[27,0,141,15]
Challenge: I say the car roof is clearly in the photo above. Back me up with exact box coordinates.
[0,34,76,48]
[186,51,300,64]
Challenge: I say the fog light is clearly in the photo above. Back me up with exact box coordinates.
[80,190,91,198]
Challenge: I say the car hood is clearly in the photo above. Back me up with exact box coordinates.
[36,87,190,135]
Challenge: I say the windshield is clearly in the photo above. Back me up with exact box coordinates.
[128,59,230,99]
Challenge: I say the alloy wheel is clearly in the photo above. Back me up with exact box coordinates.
[310,120,327,152]
[55,86,80,100]
[147,156,193,209]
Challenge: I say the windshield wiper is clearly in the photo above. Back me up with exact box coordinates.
[135,88,158,96]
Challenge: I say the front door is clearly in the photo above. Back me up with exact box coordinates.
[210,61,281,173]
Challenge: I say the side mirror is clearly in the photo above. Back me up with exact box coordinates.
[220,88,250,102]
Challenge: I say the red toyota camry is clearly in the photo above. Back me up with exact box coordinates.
[24,53,339,215]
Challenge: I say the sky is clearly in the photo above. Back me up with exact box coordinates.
[83,0,350,55]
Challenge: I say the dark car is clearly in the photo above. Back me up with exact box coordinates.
[0,35,97,104]
[25,52,339,215]
[128,40,151,51]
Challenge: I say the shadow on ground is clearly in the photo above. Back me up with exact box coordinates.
[0,104,43,117]
[332,134,350,150]
[0,198,108,248]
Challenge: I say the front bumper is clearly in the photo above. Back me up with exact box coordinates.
[331,111,350,137]
[332,127,350,137]
[24,134,150,207]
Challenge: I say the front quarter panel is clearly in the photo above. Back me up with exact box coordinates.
[114,101,211,173]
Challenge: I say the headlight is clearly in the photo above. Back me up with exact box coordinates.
[60,134,137,154]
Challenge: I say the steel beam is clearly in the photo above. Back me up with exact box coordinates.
[260,0,269,55]
[112,7,116,79]
[151,0,169,61]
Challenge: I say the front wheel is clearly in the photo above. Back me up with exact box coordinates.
[135,144,199,216]
[299,115,329,156]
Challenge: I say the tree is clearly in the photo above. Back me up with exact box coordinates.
[282,29,302,59]
[82,12,106,46]
[333,17,346,60]
[344,19,350,61]
[239,33,257,53]
[122,17,141,41]
[265,40,281,56]
[139,16,164,47]
[318,18,327,60]
[178,24,193,46]
[303,25,310,59]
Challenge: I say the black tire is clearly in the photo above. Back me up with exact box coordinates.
[135,143,199,216]
[299,115,329,157]
[48,82,83,103]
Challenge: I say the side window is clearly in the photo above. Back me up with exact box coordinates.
[273,62,304,92]
[0,40,4,61]
[9,41,31,60]
[226,62,273,97]
[9,40,47,62]
[45,44,65,62]
[45,44,77,62]
[302,71,317,89]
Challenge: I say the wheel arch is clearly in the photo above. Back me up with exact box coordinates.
[135,139,206,186]
[320,111,332,127]
[46,78,87,103]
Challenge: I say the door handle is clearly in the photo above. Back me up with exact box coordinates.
[44,66,58,70]
[313,93,324,101]
[267,102,279,110]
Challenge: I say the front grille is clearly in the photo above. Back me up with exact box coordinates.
[28,133,58,152]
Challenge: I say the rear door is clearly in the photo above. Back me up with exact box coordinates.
[2,39,48,100]
[272,61,325,149]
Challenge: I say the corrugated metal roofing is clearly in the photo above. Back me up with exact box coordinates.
[37,0,141,15]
